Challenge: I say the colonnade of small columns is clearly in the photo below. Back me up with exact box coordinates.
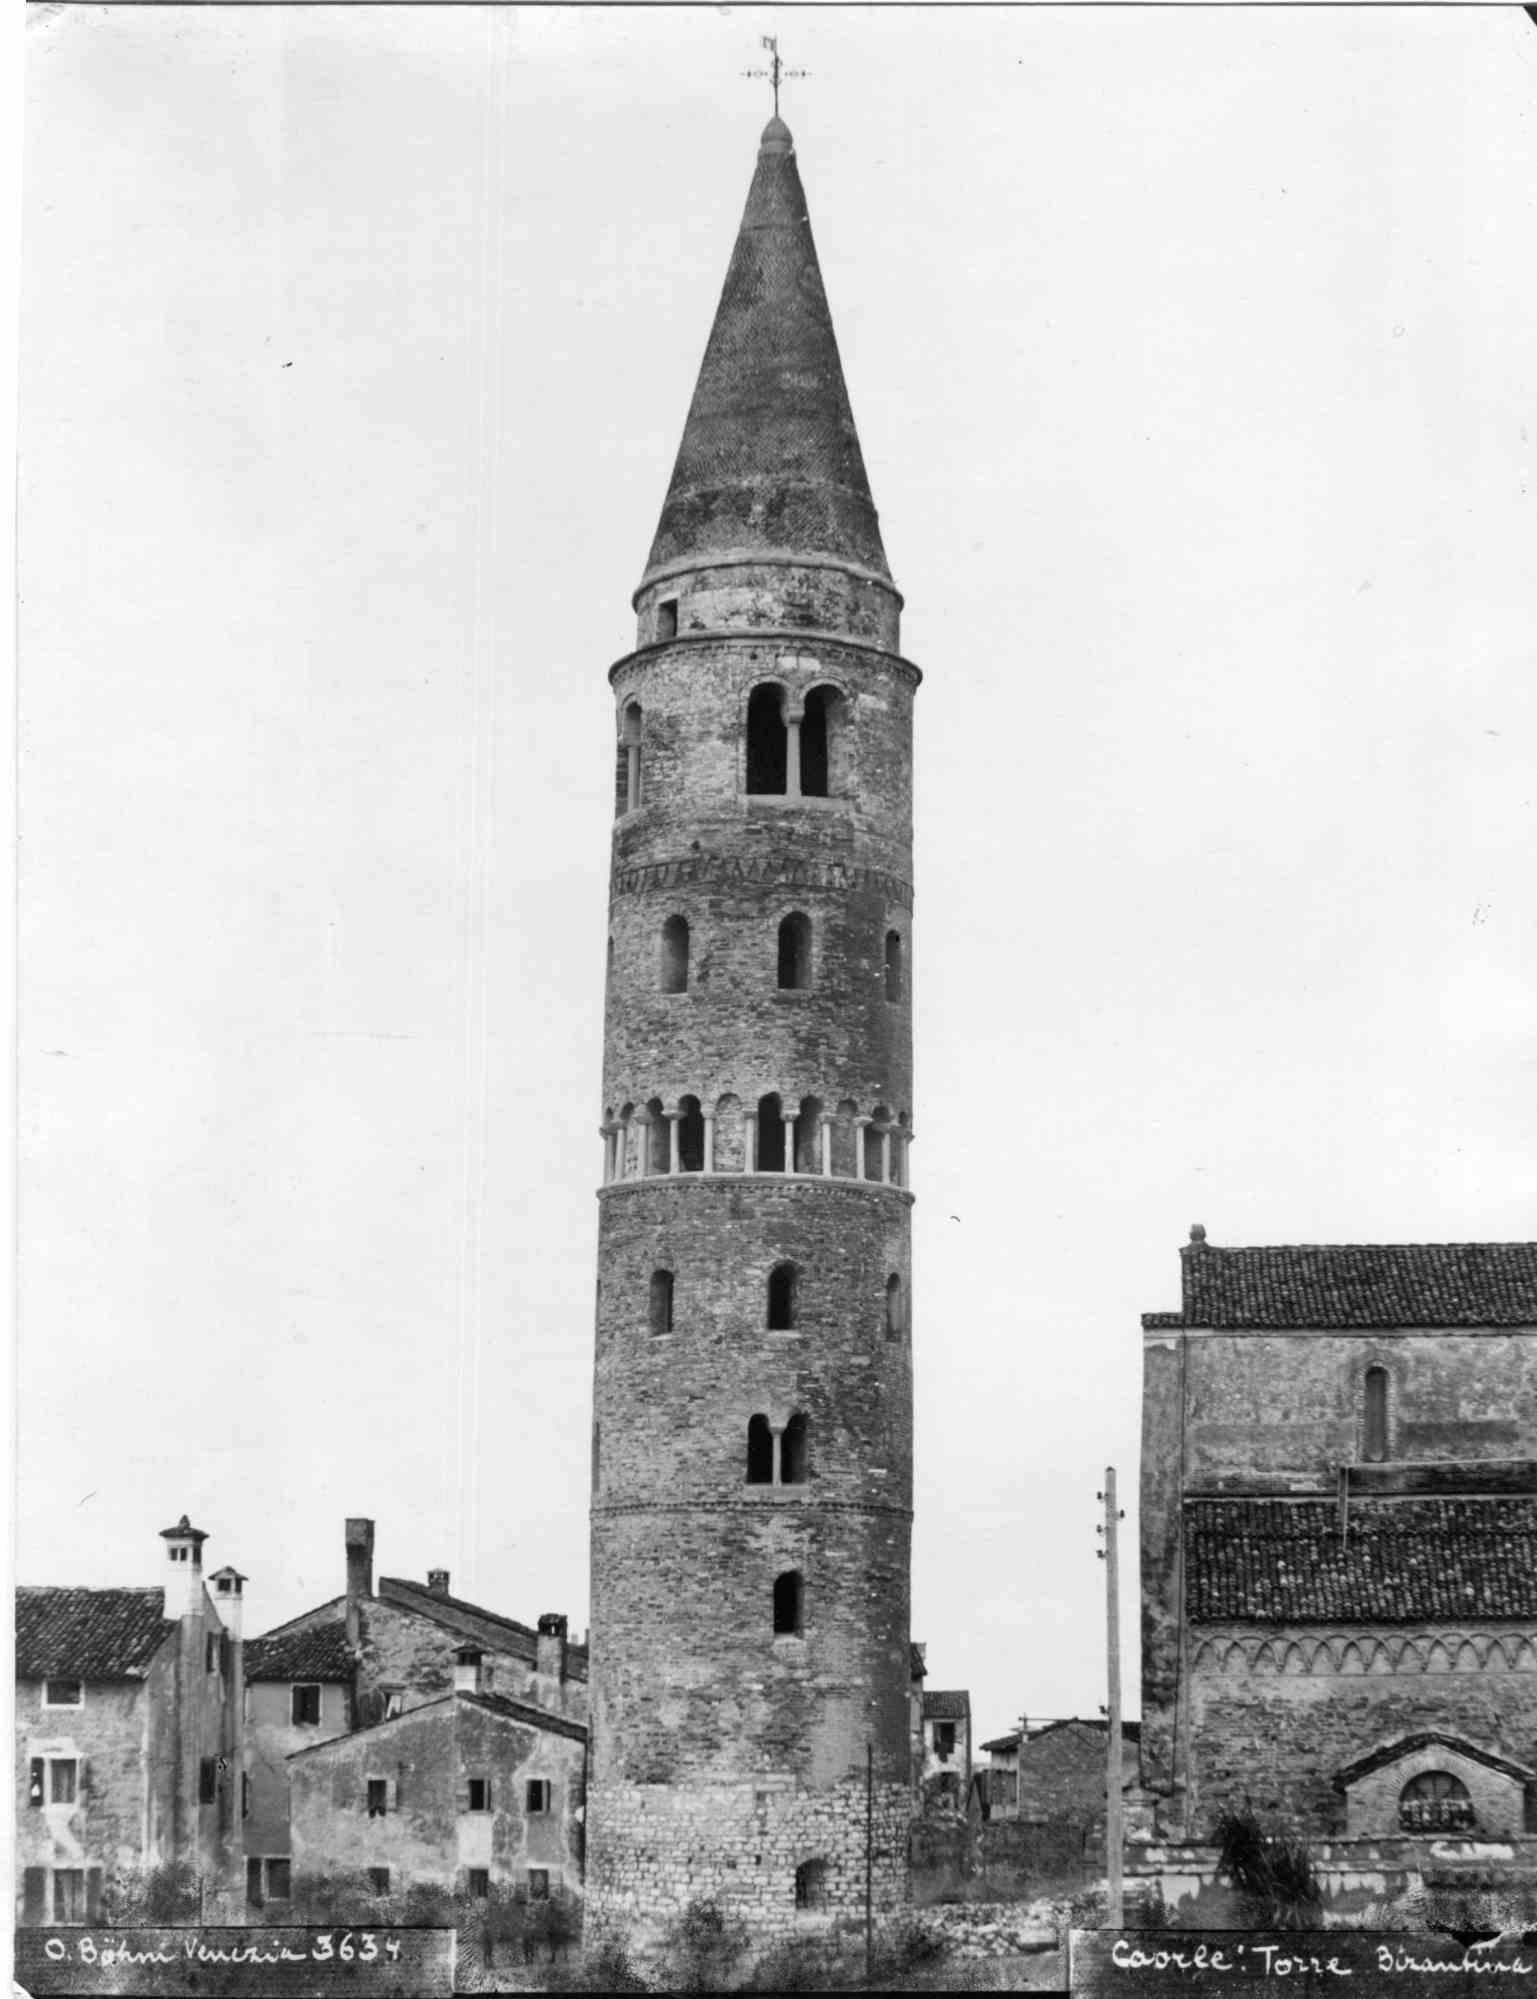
[598,1103,913,1189]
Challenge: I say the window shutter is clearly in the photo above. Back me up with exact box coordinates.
[23,1868,46,1923]
[86,1868,104,1922]
[29,1758,45,1807]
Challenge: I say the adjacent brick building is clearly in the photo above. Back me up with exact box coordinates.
[1137,1232,1537,1903]
[14,1516,244,1925]
[981,1718,1140,1829]
[587,110,920,1934]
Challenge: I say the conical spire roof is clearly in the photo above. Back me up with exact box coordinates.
[642,118,892,589]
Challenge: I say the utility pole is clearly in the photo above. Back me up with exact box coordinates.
[865,1742,874,1982]
[1097,1467,1125,1928]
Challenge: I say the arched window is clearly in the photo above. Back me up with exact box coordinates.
[782,1412,808,1485]
[885,1274,905,1340]
[864,1106,890,1182]
[617,1103,635,1180]
[746,684,788,796]
[660,916,690,994]
[1363,1366,1388,1463]
[801,685,840,798]
[778,913,812,990]
[649,1270,674,1336]
[757,1092,785,1173]
[746,1415,773,1485]
[1399,1772,1474,1833]
[616,702,643,816]
[793,1096,823,1174]
[645,1098,669,1177]
[677,1096,705,1173]
[767,1262,797,1331]
[793,1859,828,1909]
[773,1570,804,1636]
[884,930,903,1003]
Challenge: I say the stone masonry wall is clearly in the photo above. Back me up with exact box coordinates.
[1185,1626,1537,1837]
[586,1776,910,1938]
[634,559,902,653]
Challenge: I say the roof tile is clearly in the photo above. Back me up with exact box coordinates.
[1186,1496,1537,1623]
[16,1588,173,1681]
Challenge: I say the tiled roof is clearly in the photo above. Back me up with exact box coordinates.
[244,1618,356,1683]
[1157,1241,1537,1330]
[641,120,892,591]
[922,1690,970,1721]
[15,1588,173,1681]
[981,1733,1020,1754]
[288,1689,587,1759]
[378,1579,588,1677]
[1186,1496,1537,1624]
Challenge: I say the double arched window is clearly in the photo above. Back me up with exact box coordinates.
[746,1413,808,1485]
[746,680,846,798]
[615,702,643,816]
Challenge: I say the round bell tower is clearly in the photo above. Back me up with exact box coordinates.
[587,113,920,1935]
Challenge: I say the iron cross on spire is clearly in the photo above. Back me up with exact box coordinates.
[744,35,807,119]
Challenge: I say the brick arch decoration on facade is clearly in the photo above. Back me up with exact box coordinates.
[1193,1629,1537,1676]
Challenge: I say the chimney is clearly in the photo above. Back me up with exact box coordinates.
[427,1568,451,1596]
[536,1613,568,1686]
[159,1514,210,1620]
[454,1647,483,1695]
[345,1518,375,1648]
[208,1567,248,1642]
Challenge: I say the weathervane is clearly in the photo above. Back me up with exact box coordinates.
[743,35,807,119]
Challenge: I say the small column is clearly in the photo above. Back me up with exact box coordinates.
[625,742,641,813]
[899,1128,914,1188]
[600,1125,616,1185]
[819,1116,833,1178]
[854,1115,872,1180]
[782,1112,797,1173]
[783,699,804,799]
[746,1111,759,1173]
[666,1111,682,1176]
[702,1112,715,1174]
[880,1125,893,1186]
[770,1426,784,1486]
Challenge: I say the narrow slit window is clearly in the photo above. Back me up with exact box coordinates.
[782,1412,808,1485]
[1363,1366,1388,1463]
[616,701,643,817]
[773,1569,804,1636]
[757,1092,785,1172]
[746,685,788,795]
[767,1262,797,1331]
[678,1096,705,1172]
[801,685,837,797]
[884,930,903,1003]
[778,913,812,990]
[885,1274,905,1340]
[366,1779,387,1818]
[199,1758,217,1806]
[657,598,678,641]
[747,1415,774,1484]
[650,1269,675,1336]
[660,916,690,993]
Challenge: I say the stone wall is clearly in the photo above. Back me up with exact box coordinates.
[1184,1626,1537,1837]
[585,1776,910,1937]
[245,1677,350,1862]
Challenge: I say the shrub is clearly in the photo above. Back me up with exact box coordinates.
[658,1897,751,1993]
[1213,1808,1322,1930]
[102,1862,201,1926]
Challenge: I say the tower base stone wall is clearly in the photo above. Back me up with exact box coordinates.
[586,1776,911,1939]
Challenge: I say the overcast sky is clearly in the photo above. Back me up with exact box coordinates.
[17,5,1537,1746]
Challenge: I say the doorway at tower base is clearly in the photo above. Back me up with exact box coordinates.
[585,1775,912,1939]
